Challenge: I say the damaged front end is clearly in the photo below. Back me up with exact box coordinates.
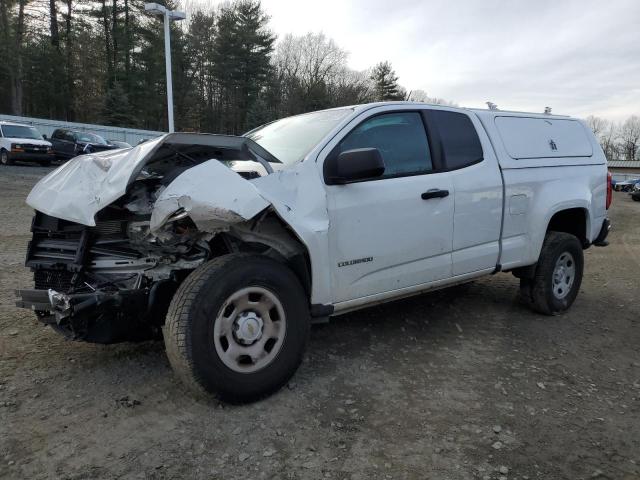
[16,133,291,344]
[16,199,213,343]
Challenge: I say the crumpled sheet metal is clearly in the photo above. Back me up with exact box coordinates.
[149,160,270,232]
[26,138,164,226]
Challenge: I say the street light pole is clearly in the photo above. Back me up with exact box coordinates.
[144,3,186,133]
[163,9,174,133]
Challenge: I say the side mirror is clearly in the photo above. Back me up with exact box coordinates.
[42,134,47,140]
[327,148,385,184]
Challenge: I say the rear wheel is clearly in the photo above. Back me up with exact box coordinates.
[163,253,310,403]
[0,150,12,166]
[39,159,51,167]
[520,232,584,315]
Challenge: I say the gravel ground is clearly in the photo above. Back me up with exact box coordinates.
[0,164,639,480]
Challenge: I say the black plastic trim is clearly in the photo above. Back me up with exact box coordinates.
[310,303,334,317]
[593,218,611,247]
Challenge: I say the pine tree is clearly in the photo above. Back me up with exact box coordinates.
[101,81,138,127]
[211,0,275,134]
[370,61,405,101]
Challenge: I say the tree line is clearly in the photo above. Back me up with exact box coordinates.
[0,0,451,134]
[586,115,640,162]
[2,0,636,159]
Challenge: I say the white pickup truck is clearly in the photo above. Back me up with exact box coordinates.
[16,102,611,402]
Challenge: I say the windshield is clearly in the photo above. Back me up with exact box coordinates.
[245,108,353,165]
[77,132,108,145]
[1,125,43,140]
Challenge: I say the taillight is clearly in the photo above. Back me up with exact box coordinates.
[606,171,612,209]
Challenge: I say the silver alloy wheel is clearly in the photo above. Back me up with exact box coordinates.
[213,286,286,373]
[552,251,575,299]
[0,151,8,165]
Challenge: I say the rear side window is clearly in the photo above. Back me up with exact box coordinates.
[334,112,433,178]
[426,110,483,170]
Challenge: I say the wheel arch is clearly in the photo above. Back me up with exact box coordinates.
[529,204,591,264]
[206,210,314,303]
[525,176,595,265]
[546,207,590,247]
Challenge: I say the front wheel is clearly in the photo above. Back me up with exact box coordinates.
[520,232,584,315]
[163,253,310,403]
[0,150,12,166]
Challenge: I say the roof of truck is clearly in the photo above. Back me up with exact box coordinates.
[349,101,573,119]
[468,108,571,119]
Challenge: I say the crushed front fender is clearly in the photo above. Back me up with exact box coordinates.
[150,159,270,232]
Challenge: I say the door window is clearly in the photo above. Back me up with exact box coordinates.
[425,110,483,170]
[333,112,433,178]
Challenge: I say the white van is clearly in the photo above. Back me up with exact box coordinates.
[0,121,54,166]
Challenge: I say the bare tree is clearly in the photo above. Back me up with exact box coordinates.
[585,115,608,137]
[275,33,348,92]
[332,68,375,105]
[599,121,619,161]
[274,32,352,112]
[407,89,457,106]
[618,115,640,161]
[585,115,617,160]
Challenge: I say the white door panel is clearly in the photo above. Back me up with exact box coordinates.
[328,174,454,302]
[440,112,504,276]
[450,161,503,275]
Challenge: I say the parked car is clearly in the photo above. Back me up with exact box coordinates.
[611,177,640,192]
[0,121,54,166]
[48,129,119,160]
[108,140,133,149]
[17,102,611,403]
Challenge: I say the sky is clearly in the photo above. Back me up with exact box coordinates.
[189,0,640,122]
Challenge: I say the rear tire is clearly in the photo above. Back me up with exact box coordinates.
[519,232,584,315]
[39,160,51,167]
[0,150,12,166]
[163,253,310,403]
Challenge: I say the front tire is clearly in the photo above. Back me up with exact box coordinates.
[520,232,584,315]
[0,150,12,166]
[163,253,310,403]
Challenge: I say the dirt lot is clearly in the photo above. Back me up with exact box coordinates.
[0,165,638,480]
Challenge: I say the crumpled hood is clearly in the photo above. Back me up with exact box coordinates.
[26,137,164,226]
[25,133,276,229]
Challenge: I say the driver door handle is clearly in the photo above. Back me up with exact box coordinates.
[421,189,449,200]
